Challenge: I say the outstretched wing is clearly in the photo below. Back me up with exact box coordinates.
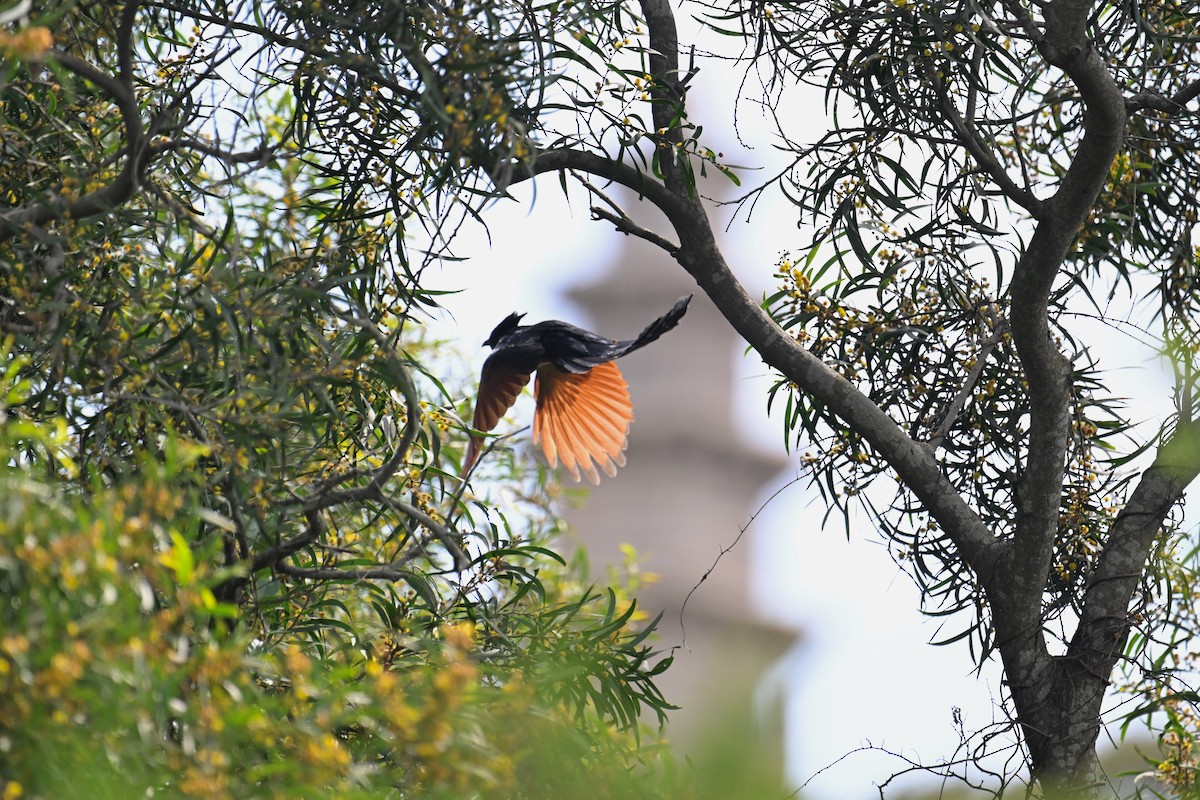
[463,359,532,474]
[532,360,633,485]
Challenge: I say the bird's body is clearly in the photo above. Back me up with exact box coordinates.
[463,294,692,483]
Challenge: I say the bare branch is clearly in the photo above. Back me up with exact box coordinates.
[1127,78,1200,116]
[580,176,680,254]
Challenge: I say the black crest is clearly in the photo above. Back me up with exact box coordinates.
[484,312,526,347]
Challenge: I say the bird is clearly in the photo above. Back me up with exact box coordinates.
[462,294,693,484]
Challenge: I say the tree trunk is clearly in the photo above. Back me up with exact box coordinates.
[1010,657,1107,798]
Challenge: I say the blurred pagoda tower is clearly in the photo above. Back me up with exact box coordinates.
[564,228,800,775]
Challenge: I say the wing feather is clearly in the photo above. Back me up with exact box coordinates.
[535,372,587,482]
[533,361,633,484]
[463,359,532,475]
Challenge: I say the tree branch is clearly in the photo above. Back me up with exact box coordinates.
[1004,0,1127,629]
[245,509,325,576]
[674,219,1005,580]
[274,562,425,583]
[0,47,145,241]
[529,0,1007,591]
[927,317,1008,451]
[1126,78,1200,116]
[284,311,470,571]
[984,1,1137,788]
[928,63,1045,218]
[1071,420,1200,673]
[639,0,688,194]
[580,176,680,253]
[503,145,693,223]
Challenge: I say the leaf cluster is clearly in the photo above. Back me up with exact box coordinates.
[0,434,683,799]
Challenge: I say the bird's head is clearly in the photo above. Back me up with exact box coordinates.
[483,312,525,348]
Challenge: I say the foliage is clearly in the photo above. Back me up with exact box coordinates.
[738,0,1195,649]
[718,0,1200,792]
[0,2,686,798]
[0,432,680,799]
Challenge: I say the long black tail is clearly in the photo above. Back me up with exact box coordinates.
[613,294,693,358]
[548,294,693,372]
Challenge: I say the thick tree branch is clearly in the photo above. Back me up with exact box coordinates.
[639,0,688,194]
[1071,420,1200,673]
[1005,0,1126,626]
[622,2,1010,581]
[513,0,1006,590]
[987,1,1133,791]
[669,214,1004,581]
[1126,78,1200,115]
[245,509,325,576]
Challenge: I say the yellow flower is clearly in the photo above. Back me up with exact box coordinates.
[0,27,53,58]
[442,621,475,651]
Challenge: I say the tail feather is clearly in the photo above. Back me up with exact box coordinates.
[555,294,693,372]
[614,294,692,358]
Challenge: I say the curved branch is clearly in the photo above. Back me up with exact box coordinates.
[1005,0,1127,619]
[285,311,470,571]
[625,0,1006,586]
[671,215,1005,584]
[989,2,1133,789]
[514,0,1006,590]
[0,47,146,241]
[504,144,693,223]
